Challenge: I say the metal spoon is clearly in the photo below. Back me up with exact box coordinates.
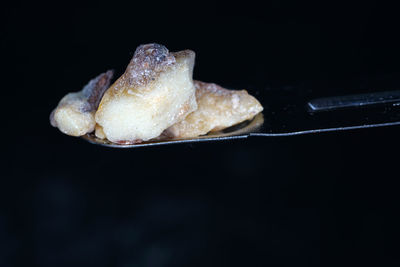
[82,89,400,148]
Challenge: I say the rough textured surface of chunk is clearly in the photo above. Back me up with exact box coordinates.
[50,71,114,136]
[165,81,263,138]
[95,44,197,143]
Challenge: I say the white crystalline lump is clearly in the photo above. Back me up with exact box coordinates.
[95,44,197,143]
[50,94,96,136]
[165,81,263,138]
[50,71,113,137]
[50,43,265,143]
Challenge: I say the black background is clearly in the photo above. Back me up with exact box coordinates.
[3,1,400,266]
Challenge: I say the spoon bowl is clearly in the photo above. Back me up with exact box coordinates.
[81,88,400,148]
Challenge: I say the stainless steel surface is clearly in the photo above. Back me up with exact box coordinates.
[308,90,400,112]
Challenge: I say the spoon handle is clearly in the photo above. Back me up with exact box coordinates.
[308,90,400,112]
[253,89,400,136]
